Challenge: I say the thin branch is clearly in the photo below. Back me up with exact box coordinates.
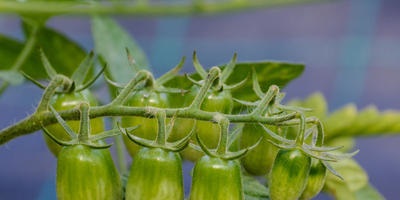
[0,0,330,16]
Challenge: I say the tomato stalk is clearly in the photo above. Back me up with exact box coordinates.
[35,75,73,113]
[109,70,152,106]
[188,66,221,110]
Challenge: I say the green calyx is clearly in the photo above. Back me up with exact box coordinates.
[22,49,105,94]
[119,110,195,152]
[105,49,186,95]
[42,102,118,149]
[189,51,246,92]
[193,116,261,161]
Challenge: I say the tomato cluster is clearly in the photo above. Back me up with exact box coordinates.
[37,53,348,200]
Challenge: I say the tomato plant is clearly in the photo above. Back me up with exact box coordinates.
[0,1,397,200]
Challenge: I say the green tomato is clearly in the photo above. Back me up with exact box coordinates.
[240,123,279,176]
[269,149,311,200]
[190,156,243,200]
[125,148,184,200]
[57,144,122,200]
[44,90,104,156]
[180,86,234,161]
[121,89,169,157]
[167,87,196,144]
[300,159,327,200]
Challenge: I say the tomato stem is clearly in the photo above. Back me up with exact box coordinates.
[78,103,90,143]
[110,70,150,106]
[251,85,279,117]
[316,120,325,147]
[155,111,167,146]
[216,117,229,155]
[295,114,306,146]
[188,67,221,110]
[35,75,73,113]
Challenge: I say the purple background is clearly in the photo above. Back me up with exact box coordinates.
[1,0,400,199]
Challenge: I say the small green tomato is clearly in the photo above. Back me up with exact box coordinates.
[269,149,311,200]
[57,144,122,200]
[125,148,184,200]
[190,156,243,200]
[300,159,327,200]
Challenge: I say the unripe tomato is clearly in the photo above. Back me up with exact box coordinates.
[269,149,311,200]
[125,148,184,200]
[180,86,233,161]
[240,123,279,176]
[44,89,104,156]
[57,144,122,200]
[121,88,169,157]
[167,87,196,144]
[190,156,243,200]
[300,159,327,200]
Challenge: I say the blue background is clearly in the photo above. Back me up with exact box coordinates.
[1,0,400,199]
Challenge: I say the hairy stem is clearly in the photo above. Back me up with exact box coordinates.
[188,66,220,110]
[35,75,73,113]
[216,117,229,155]
[0,104,301,145]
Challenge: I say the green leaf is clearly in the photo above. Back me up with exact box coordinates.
[345,106,380,136]
[165,61,304,112]
[327,104,400,138]
[355,184,385,200]
[91,16,150,84]
[0,70,24,85]
[22,23,87,79]
[242,175,269,200]
[324,158,368,200]
[288,92,327,119]
[324,104,358,139]
[226,62,304,103]
[0,34,42,77]
[362,109,400,135]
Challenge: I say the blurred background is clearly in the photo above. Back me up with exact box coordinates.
[1,0,400,199]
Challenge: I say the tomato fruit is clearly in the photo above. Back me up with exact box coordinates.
[121,88,169,157]
[189,155,243,200]
[44,89,104,156]
[240,123,279,176]
[269,149,311,200]
[125,147,184,200]
[300,159,327,200]
[57,144,122,200]
[180,86,234,161]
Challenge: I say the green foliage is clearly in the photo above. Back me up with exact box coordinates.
[23,24,87,79]
[0,34,41,78]
[92,16,150,83]
[164,62,304,113]
[0,1,398,200]
[242,175,269,200]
